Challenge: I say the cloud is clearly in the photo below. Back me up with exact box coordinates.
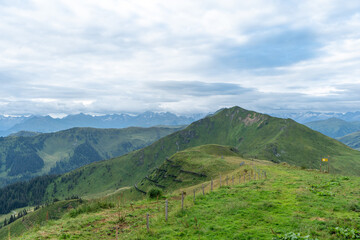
[213,29,319,70]
[0,0,360,115]
[149,81,253,96]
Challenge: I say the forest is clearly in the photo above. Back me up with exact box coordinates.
[0,175,57,215]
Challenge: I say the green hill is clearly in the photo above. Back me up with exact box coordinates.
[4,144,360,240]
[338,131,360,151]
[43,106,360,201]
[132,144,242,195]
[0,126,183,187]
[305,118,360,138]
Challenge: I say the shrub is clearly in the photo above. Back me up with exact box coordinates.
[148,188,162,199]
[349,202,360,212]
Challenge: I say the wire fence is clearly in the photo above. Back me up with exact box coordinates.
[142,165,268,233]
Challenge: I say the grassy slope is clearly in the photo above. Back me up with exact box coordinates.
[46,107,360,200]
[0,199,83,240]
[135,144,241,194]
[338,131,360,151]
[0,126,182,187]
[11,146,360,240]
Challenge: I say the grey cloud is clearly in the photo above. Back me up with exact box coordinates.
[149,81,254,97]
[0,1,360,115]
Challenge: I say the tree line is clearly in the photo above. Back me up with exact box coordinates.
[1,209,28,229]
[0,175,57,215]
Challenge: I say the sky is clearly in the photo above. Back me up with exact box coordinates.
[1,0,360,116]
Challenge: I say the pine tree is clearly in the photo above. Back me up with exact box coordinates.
[9,215,14,224]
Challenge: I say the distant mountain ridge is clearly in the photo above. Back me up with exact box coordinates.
[270,111,360,123]
[304,118,360,138]
[339,132,360,151]
[0,116,27,131]
[0,112,204,136]
[3,110,360,136]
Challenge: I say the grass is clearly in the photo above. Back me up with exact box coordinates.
[9,152,360,239]
[0,199,83,239]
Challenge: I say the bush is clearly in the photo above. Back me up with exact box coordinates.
[148,188,162,199]
[349,202,360,212]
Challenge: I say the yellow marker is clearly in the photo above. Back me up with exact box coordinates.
[322,158,328,162]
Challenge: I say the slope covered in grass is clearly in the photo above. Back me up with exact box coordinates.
[43,106,360,201]
[0,199,83,239]
[135,144,241,194]
[11,155,360,240]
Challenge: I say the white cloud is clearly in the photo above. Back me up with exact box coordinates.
[0,0,360,115]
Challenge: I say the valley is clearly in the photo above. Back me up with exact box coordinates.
[0,126,183,187]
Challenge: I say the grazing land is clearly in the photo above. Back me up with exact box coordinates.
[3,145,360,239]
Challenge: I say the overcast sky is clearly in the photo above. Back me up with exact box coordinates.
[1,0,360,116]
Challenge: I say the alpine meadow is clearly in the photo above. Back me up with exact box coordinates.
[2,1,360,239]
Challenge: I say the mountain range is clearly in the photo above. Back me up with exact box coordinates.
[0,112,204,137]
[3,110,360,137]
[270,111,360,123]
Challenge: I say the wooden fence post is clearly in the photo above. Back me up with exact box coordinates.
[146,213,149,231]
[211,178,213,191]
[202,184,205,195]
[239,174,241,183]
[165,199,168,221]
[181,192,184,210]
